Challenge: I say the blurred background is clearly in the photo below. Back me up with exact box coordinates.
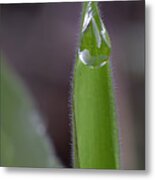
[0,1,145,169]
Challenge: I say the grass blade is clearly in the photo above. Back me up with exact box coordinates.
[0,56,62,167]
[72,2,120,169]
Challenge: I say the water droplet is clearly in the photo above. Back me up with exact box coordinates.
[78,49,108,69]
[79,2,111,69]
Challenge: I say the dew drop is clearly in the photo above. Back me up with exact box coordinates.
[78,49,108,69]
[79,2,111,69]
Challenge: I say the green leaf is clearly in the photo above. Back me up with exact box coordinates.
[72,2,120,169]
[0,55,62,168]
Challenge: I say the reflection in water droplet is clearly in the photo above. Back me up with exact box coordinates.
[82,2,93,33]
[100,20,111,48]
[78,49,108,69]
[92,18,101,48]
[79,2,111,69]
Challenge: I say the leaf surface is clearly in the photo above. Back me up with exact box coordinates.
[0,57,62,168]
[73,2,120,169]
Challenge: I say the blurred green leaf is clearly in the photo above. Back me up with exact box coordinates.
[72,2,120,169]
[0,55,62,168]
